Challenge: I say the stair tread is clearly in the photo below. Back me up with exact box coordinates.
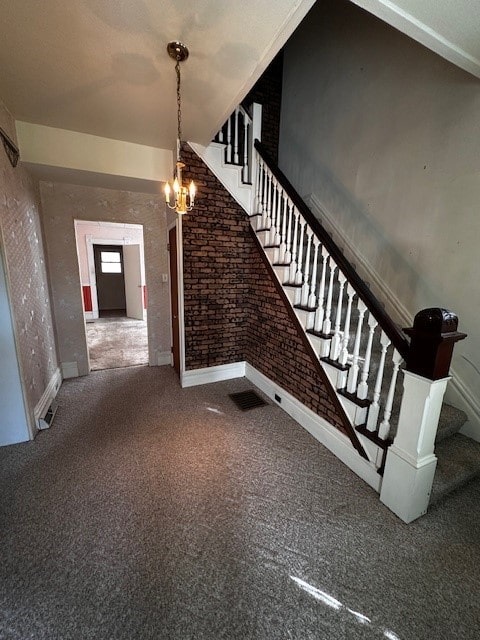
[436,404,468,442]
[430,433,480,504]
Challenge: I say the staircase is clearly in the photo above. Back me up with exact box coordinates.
[189,102,480,519]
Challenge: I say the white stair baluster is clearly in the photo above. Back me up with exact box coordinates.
[269,178,278,246]
[279,191,288,264]
[346,300,367,393]
[329,272,346,361]
[284,201,293,266]
[300,228,313,306]
[308,238,320,308]
[265,172,272,229]
[233,107,239,164]
[321,259,337,336]
[227,115,232,163]
[338,284,356,367]
[273,184,282,247]
[366,331,391,432]
[260,163,268,229]
[378,350,403,440]
[313,247,329,332]
[289,209,300,283]
[243,118,249,182]
[295,218,306,286]
[357,314,378,400]
[218,124,224,143]
[255,157,263,217]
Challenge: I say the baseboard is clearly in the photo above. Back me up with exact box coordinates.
[308,191,480,443]
[244,363,381,492]
[34,367,62,426]
[181,361,246,388]
[157,351,172,366]
[61,361,79,379]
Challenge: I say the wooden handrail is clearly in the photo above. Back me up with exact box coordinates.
[254,139,410,360]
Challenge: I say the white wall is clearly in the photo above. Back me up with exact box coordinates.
[0,99,59,436]
[41,182,171,376]
[0,246,30,445]
[279,0,480,436]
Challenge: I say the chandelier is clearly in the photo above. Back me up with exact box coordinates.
[164,41,196,215]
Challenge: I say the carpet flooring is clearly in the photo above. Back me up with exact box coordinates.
[86,316,148,370]
[0,366,479,639]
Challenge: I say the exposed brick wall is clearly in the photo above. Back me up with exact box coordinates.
[182,144,344,431]
[182,145,251,369]
[243,51,283,163]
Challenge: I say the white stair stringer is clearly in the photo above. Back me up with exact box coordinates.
[190,142,254,214]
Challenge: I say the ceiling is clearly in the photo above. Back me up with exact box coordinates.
[0,0,479,190]
[0,0,315,150]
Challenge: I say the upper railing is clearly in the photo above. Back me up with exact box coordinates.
[214,103,262,185]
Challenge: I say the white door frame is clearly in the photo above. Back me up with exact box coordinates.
[85,236,147,320]
[167,218,185,375]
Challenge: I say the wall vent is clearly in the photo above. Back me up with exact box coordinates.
[38,400,58,430]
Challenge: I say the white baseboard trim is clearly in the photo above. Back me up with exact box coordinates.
[244,363,382,492]
[157,350,172,366]
[308,191,480,442]
[181,361,246,388]
[61,361,79,379]
[34,367,62,425]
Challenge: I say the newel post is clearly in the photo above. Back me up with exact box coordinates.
[380,308,466,523]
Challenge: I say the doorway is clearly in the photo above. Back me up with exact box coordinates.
[93,244,127,317]
[74,220,149,371]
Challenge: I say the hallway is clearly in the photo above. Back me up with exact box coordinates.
[86,314,148,370]
[0,366,479,639]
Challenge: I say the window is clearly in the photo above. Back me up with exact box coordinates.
[100,251,122,274]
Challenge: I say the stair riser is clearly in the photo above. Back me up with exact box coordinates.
[284,287,301,307]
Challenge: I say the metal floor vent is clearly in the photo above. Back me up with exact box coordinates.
[229,390,267,411]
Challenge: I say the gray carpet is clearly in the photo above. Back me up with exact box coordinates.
[1,366,479,639]
[86,316,148,370]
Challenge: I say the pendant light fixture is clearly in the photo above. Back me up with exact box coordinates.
[164,41,196,215]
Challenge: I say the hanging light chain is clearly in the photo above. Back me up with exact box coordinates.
[164,41,195,214]
[176,59,182,161]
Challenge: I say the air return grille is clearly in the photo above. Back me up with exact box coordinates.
[229,390,267,411]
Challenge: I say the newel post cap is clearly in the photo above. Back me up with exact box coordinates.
[404,308,466,380]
